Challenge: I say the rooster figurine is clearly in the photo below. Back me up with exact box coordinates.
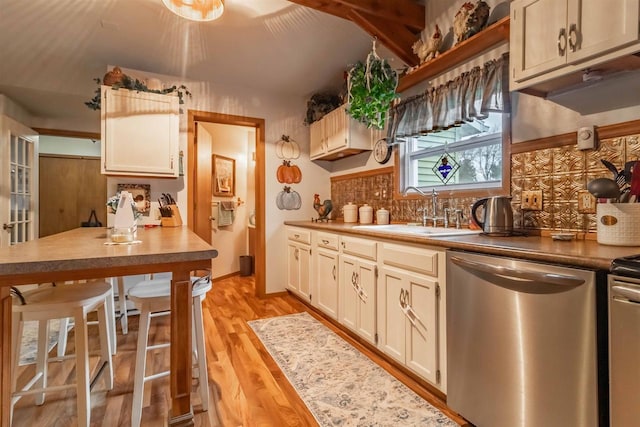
[453,1,490,45]
[412,24,442,64]
[312,194,333,222]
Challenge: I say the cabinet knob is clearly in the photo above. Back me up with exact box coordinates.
[568,23,579,52]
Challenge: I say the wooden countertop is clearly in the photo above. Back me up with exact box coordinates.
[0,226,218,285]
[284,221,640,271]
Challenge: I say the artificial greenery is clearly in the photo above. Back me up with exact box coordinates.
[347,48,398,130]
[85,74,191,110]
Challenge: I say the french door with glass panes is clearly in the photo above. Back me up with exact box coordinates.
[0,115,38,247]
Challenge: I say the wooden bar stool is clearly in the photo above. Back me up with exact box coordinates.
[127,274,211,427]
[10,280,114,427]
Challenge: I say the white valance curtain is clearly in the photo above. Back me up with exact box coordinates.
[389,56,505,140]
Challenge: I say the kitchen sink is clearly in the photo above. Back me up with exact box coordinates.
[351,224,481,237]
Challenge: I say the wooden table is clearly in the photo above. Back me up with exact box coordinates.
[0,226,217,427]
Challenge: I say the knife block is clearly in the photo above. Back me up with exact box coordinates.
[161,204,183,227]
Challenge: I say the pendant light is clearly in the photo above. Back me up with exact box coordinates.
[162,0,224,22]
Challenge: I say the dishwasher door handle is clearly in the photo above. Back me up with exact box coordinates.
[450,256,586,288]
[611,285,640,304]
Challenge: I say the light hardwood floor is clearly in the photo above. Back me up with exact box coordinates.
[11,275,466,426]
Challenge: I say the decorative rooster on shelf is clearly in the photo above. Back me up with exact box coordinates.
[412,24,442,64]
[453,0,491,45]
[312,194,333,222]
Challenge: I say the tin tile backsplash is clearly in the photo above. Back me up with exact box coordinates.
[330,134,640,232]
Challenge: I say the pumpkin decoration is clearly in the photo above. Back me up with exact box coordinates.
[276,186,301,210]
[103,66,124,86]
[275,135,300,160]
[277,160,302,184]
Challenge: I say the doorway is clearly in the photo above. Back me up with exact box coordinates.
[187,111,266,297]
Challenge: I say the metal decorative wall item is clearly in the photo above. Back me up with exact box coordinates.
[276,186,301,210]
[276,160,302,184]
[275,135,300,160]
[432,154,460,184]
[116,183,151,216]
[212,154,236,197]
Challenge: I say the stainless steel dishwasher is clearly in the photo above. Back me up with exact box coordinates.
[608,265,640,427]
[447,250,599,427]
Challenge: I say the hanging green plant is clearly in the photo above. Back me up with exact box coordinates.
[347,41,398,130]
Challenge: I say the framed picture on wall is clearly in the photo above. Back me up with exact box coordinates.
[212,154,235,197]
[117,183,151,216]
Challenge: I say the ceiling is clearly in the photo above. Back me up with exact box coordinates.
[0,0,418,129]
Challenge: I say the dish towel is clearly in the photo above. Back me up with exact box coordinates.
[218,201,236,227]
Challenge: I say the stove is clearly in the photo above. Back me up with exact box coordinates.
[610,254,640,279]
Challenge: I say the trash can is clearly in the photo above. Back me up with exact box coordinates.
[239,255,253,276]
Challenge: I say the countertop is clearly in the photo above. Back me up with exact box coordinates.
[284,221,640,271]
[0,226,218,284]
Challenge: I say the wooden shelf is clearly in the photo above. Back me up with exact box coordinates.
[397,16,510,93]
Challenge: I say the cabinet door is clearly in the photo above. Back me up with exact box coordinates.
[339,254,359,333]
[287,242,301,293]
[315,248,339,319]
[378,267,407,364]
[567,0,639,64]
[405,272,439,385]
[298,245,311,300]
[101,86,179,177]
[309,119,325,159]
[326,105,348,153]
[356,259,377,345]
[511,0,569,82]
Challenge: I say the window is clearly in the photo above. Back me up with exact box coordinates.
[390,56,509,196]
[400,111,505,192]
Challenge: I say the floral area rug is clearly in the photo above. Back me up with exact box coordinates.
[248,312,458,427]
[19,319,63,365]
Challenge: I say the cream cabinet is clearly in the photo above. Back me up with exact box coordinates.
[309,104,372,161]
[313,232,339,319]
[339,235,377,345]
[378,243,442,387]
[100,85,179,177]
[510,0,640,90]
[286,228,311,301]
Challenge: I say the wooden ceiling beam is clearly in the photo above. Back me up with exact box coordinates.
[333,0,424,31]
[287,0,352,21]
[349,10,418,67]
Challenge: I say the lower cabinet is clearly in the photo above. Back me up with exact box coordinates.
[315,247,339,319]
[378,266,439,385]
[286,228,311,301]
[285,226,446,391]
[339,254,377,346]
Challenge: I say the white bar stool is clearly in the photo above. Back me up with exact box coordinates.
[10,280,115,427]
[128,274,211,427]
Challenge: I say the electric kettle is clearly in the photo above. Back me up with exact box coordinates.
[471,196,514,235]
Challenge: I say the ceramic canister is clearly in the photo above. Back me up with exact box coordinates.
[376,208,390,225]
[343,202,358,223]
[359,204,373,224]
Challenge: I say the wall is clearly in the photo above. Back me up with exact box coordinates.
[0,94,32,125]
[39,135,101,157]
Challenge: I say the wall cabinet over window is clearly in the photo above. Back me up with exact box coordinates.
[310,104,372,161]
[510,0,640,92]
[101,86,179,177]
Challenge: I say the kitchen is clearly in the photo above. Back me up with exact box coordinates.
[1,0,640,426]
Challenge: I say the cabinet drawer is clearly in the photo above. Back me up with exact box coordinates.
[381,243,439,276]
[340,236,377,261]
[287,228,311,245]
[317,232,339,250]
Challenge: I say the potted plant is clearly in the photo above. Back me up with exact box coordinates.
[346,41,398,130]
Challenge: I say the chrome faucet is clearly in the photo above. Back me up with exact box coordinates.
[403,186,442,226]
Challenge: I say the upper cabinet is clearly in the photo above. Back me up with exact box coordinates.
[101,86,179,177]
[310,104,372,161]
[510,0,640,93]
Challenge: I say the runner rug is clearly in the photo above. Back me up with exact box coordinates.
[248,312,458,426]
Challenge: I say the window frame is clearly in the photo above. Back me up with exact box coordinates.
[393,110,511,201]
